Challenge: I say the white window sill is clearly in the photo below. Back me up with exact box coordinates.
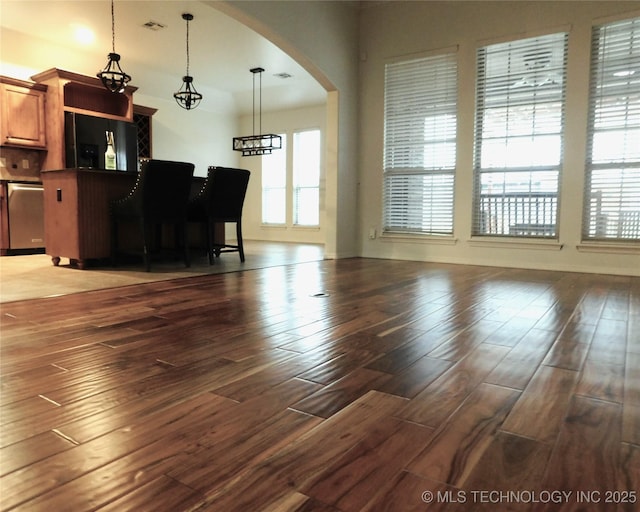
[259,224,321,232]
[380,233,458,245]
[468,237,563,251]
[576,242,640,255]
[292,225,321,232]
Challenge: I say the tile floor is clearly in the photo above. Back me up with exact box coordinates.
[0,241,324,303]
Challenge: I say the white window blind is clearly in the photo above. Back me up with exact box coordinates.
[383,52,457,235]
[583,17,640,241]
[262,134,287,224]
[473,32,568,238]
[293,129,321,226]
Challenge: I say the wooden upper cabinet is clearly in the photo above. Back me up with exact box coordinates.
[0,77,47,149]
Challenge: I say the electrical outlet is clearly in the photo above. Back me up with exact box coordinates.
[369,227,377,239]
[22,159,30,169]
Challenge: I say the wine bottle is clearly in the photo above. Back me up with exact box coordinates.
[105,131,117,170]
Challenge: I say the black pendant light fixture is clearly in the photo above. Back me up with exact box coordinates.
[233,67,282,156]
[174,13,202,110]
[97,0,131,93]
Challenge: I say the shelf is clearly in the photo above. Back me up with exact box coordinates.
[63,82,130,119]
[31,68,137,122]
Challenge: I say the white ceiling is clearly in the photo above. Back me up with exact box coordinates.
[0,0,328,114]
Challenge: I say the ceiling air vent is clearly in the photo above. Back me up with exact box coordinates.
[143,20,167,31]
[274,72,293,79]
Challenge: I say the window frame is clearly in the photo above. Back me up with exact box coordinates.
[582,16,640,243]
[261,133,287,225]
[382,49,458,237]
[261,128,323,229]
[472,31,569,239]
[293,128,322,227]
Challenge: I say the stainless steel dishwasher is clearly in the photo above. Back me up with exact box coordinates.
[7,181,45,250]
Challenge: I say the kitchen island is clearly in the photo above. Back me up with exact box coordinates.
[41,168,137,269]
[42,168,220,269]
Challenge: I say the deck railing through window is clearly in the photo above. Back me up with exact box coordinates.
[478,192,558,237]
[585,190,640,240]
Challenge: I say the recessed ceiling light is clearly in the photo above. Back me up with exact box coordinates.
[72,24,95,45]
[274,72,293,79]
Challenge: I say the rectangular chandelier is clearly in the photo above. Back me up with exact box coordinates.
[233,133,282,156]
[233,67,283,157]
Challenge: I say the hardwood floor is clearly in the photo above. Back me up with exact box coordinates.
[0,258,638,511]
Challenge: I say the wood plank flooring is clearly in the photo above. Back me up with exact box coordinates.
[0,258,638,511]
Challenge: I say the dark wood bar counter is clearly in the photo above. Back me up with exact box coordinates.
[42,170,223,269]
[41,168,137,268]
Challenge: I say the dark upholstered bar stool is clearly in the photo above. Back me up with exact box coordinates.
[110,159,195,271]
[188,166,250,264]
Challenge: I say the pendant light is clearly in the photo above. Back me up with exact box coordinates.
[174,13,202,110]
[97,0,131,93]
[233,67,282,156]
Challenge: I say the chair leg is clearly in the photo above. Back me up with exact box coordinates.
[206,219,214,265]
[236,220,245,262]
[142,220,151,272]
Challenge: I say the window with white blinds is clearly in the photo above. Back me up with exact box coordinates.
[583,17,640,241]
[262,134,287,224]
[473,32,568,238]
[383,52,457,235]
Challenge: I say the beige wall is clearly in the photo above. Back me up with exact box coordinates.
[358,1,640,276]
